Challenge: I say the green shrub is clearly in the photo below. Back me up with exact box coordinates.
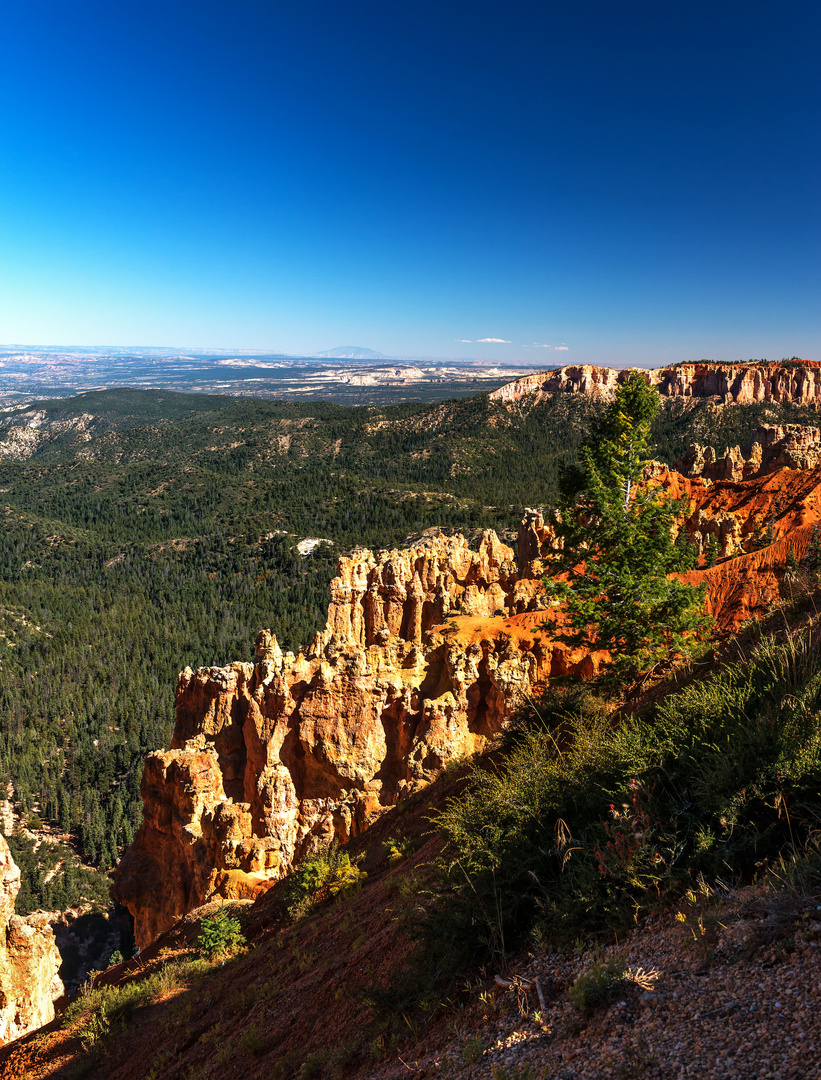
[283,843,367,918]
[298,1050,329,1078]
[568,957,627,1011]
[198,908,246,960]
[460,1034,486,1064]
[383,836,420,863]
[491,1066,535,1080]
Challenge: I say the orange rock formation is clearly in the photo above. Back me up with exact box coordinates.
[113,527,597,947]
[114,420,821,949]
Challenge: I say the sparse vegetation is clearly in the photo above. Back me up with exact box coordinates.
[568,956,628,1011]
[364,625,821,1017]
[63,957,208,1050]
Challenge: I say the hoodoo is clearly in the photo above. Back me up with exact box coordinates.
[113,527,600,947]
[0,836,63,1044]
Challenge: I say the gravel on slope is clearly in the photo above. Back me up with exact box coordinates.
[368,881,821,1080]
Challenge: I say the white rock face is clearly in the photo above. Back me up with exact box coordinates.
[0,835,64,1044]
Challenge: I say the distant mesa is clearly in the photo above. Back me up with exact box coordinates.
[315,346,387,360]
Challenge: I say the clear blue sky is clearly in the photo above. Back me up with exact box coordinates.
[0,1,818,365]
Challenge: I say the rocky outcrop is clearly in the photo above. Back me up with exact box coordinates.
[490,365,630,403]
[113,528,599,947]
[490,360,821,407]
[675,425,821,482]
[0,410,94,461]
[0,836,63,1044]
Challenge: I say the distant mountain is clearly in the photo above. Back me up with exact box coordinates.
[315,346,388,360]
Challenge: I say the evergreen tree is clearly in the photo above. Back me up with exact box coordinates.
[785,546,800,580]
[704,534,720,568]
[543,372,709,675]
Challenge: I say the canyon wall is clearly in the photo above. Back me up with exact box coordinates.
[0,836,63,1044]
[490,360,821,407]
[114,422,821,949]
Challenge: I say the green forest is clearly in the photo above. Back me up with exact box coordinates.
[0,384,816,911]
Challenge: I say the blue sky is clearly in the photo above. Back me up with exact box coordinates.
[0,1,818,365]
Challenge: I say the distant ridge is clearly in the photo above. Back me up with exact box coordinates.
[315,346,387,360]
[490,359,821,406]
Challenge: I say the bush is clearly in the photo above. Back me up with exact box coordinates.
[383,836,420,864]
[198,909,246,960]
[429,628,821,965]
[283,843,367,918]
[568,957,627,1011]
[64,958,207,1050]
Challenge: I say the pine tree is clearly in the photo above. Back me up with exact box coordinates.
[543,372,709,676]
[785,547,800,579]
[704,535,720,568]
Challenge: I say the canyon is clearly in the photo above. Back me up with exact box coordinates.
[114,420,821,948]
[0,364,820,1054]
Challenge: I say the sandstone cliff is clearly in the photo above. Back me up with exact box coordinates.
[113,528,597,947]
[490,360,821,407]
[0,836,63,1044]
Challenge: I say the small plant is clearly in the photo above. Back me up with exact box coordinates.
[675,877,725,966]
[77,1003,111,1048]
[285,843,367,918]
[270,1051,303,1079]
[239,1019,265,1055]
[298,1050,329,1078]
[593,779,670,893]
[198,907,246,960]
[460,1034,486,1064]
[383,836,420,863]
[444,752,472,774]
[491,1064,535,1080]
[368,1031,398,1062]
[568,957,627,1011]
[108,949,123,967]
[623,965,661,991]
[616,1033,656,1078]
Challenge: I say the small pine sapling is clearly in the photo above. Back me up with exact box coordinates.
[198,908,246,960]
